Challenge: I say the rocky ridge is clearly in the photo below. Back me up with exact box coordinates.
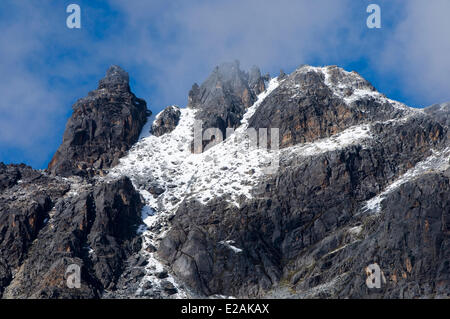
[425,102,450,131]
[188,61,269,150]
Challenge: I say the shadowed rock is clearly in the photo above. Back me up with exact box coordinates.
[248,65,405,148]
[0,167,143,298]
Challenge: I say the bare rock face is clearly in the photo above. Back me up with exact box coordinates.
[249,65,270,96]
[151,106,181,137]
[0,164,65,297]
[0,165,143,298]
[425,102,450,130]
[188,61,267,140]
[48,66,150,177]
[0,163,22,191]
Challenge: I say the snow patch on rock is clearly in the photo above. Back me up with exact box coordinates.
[282,123,372,161]
[302,65,419,113]
[362,146,450,214]
[219,240,243,253]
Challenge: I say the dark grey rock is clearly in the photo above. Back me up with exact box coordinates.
[0,163,23,191]
[248,65,404,148]
[158,65,449,298]
[161,280,177,295]
[156,270,168,279]
[149,185,165,196]
[248,65,267,96]
[142,281,153,290]
[0,163,69,297]
[160,114,448,297]
[0,170,143,298]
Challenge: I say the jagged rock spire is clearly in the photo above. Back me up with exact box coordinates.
[48,65,150,177]
[98,65,130,91]
[187,61,269,149]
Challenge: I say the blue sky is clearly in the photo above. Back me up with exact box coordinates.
[0,0,449,169]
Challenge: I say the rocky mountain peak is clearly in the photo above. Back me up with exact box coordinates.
[187,61,268,147]
[48,66,150,177]
[188,60,258,109]
[324,65,376,92]
[98,65,130,91]
[280,65,378,104]
[249,65,270,95]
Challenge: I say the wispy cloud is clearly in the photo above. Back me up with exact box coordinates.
[377,0,450,106]
[109,0,357,104]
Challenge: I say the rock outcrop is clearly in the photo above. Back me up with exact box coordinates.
[48,65,150,177]
[0,165,143,298]
[0,66,147,299]
[151,106,181,137]
[249,66,270,96]
[0,164,65,297]
[425,102,450,131]
[188,61,267,145]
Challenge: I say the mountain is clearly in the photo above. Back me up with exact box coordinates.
[0,62,448,299]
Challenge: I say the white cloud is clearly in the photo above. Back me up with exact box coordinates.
[108,0,356,106]
[378,0,450,106]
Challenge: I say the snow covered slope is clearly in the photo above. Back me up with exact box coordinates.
[104,77,281,297]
